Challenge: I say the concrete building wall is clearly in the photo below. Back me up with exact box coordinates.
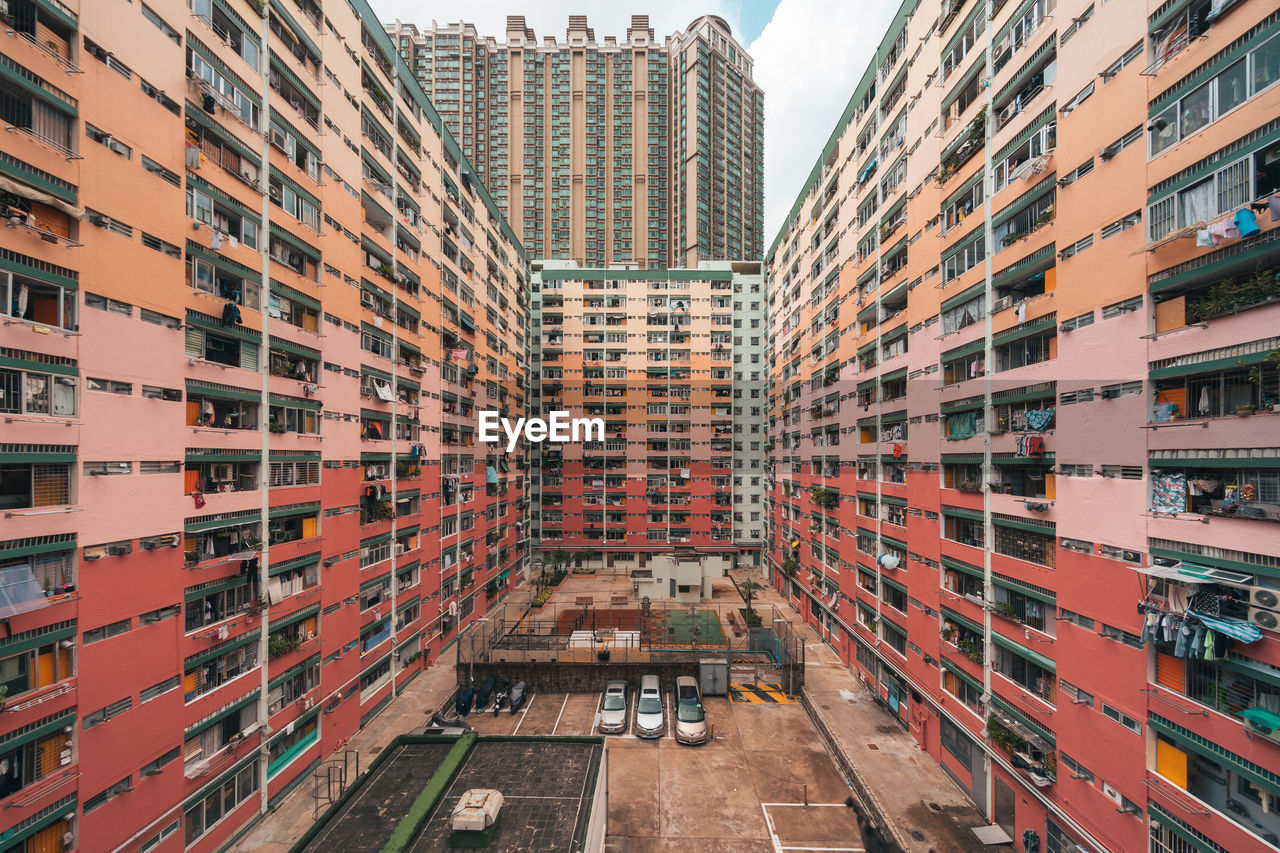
[764,1,1280,851]
[0,0,530,849]
[527,261,764,567]
[387,14,762,269]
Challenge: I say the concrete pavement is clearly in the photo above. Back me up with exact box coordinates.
[730,568,991,852]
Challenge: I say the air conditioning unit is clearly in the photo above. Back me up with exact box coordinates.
[1249,588,1280,610]
[360,291,376,309]
[393,543,406,556]
[269,127,288,152]
[1098,143,1121,161]
[106,545,130,556]
[1249,607,1280,632]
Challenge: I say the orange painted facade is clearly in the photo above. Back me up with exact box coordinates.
[0,0,528,850]
[765,0,1280,850]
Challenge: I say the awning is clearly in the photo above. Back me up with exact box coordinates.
[1239,706,1280,733]
[1131,561,1253,585]
[1190,611,1263,644]
[0,561,50,618]
[0,175,82,219]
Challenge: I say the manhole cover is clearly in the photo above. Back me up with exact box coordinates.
[927,802,942,812]
[876,725,897,734]
[911,830,926,841]
[867,744,879,750]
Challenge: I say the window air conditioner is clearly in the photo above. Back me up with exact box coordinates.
[1248,587,1280,610]
[1249,607,1280,632]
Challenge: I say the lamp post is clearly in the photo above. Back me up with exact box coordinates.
[774,618,792,697]
[461,617,489,685]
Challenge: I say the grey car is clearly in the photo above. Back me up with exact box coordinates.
[599,680,629,734]
[674,676,708,745]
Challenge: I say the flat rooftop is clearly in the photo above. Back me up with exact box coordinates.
[298,736,603,853]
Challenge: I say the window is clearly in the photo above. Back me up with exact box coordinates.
[0,727,76,800]
[140,3,180,44]
[992,644,1056,704]
[1059,752,1093,783]
[1101,702,1141,734]
[0,72,75,158]
[84,36,132,79]
[140,676,180,703]
[84,696,132,729]
[140,604,179,625]
[85,123,131,158]
[187,43,260,130]
[184,638,259,701]
[183,760,259,846]
[267,715,317,777]
[185,703,257,770]
[269,175,320,231]
[1,271,77,332]
[940,717,973,763]
[85,775,133,813]
[0,640,74,702]
[142,233,181,258]
[0,462,72,509]
[995,330,1055,372]
[1148,35,1280,158]
[994,524,1055,566]
[267,660,319,715]
[84,618,131,644]
[87,378,131,396]
[186,187,259,249]
[140,819,180,853]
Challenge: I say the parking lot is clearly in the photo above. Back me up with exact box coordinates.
[463,686,871,852]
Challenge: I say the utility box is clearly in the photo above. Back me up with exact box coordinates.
[699,658,729,696]
[450,788,503,847]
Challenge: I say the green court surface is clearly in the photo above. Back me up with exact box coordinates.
[650,609,725,646]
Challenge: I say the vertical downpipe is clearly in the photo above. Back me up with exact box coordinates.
[980,0,997,824]
[388,73,401,700]
[255,9,273,816]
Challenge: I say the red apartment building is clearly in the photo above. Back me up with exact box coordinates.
[765,0,1280,851]
[529,260,766,572]
[0,0,529,850]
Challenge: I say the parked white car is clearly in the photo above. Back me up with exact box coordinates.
[635,675,664,738]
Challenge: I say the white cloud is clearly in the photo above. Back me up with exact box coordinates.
[748,0,899,246]
[372,1,741,47]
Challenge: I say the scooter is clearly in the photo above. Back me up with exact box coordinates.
[491,676,511,716]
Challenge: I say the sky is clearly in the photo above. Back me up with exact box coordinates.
[371,0,902,247]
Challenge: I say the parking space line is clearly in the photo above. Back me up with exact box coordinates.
[551,693,569,735]
[761,802,783,853]
[764,803,865,853]
[511,693,535,735]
